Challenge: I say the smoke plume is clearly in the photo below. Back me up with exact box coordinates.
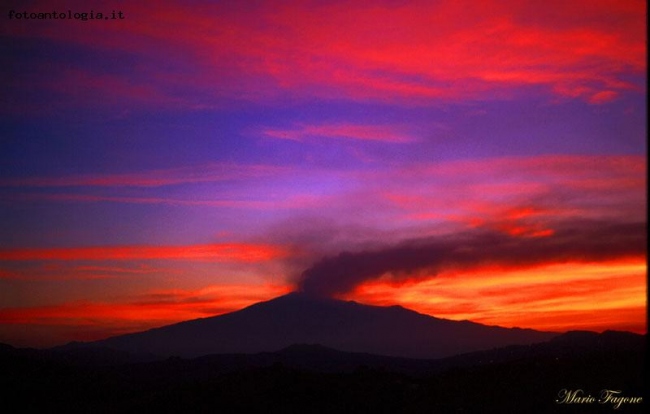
[296,220,647,297]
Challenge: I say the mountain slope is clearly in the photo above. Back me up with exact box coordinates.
[90,292,557,359]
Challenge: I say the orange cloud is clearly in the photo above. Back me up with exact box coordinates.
[346,259,647,334]
[0,243,290,263]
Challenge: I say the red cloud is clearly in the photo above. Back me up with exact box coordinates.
[0,243,290,263]
[4,0,645,109]
[371,155,646,232]
[0,283,292,346]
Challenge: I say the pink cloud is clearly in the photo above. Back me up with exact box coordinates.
[261,123,416,143]
[356,155,646,232]
[588,90,619,104]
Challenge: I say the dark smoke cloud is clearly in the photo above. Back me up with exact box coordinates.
[296,220,647,297]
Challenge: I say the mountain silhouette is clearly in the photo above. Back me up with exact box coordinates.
[86,292,556,359]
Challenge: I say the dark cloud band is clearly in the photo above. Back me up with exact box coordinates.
[297,220,647,297]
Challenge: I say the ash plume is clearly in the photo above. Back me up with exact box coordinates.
[296,220,647,298]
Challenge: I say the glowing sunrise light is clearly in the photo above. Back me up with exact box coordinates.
[347,260,647,334]
[0,283,293,347]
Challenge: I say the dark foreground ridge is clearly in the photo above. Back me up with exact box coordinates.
[75,292,557,359]
[1,330,645,413]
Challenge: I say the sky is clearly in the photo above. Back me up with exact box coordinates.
[0,0,646,348]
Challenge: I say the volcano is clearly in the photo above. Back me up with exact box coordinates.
[89,292,557,359]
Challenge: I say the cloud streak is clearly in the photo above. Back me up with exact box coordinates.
[0,243,290,263]
[0,163,288,188]
[261,123,416,143]
[0,263,167,281]
[2,193,303,210]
